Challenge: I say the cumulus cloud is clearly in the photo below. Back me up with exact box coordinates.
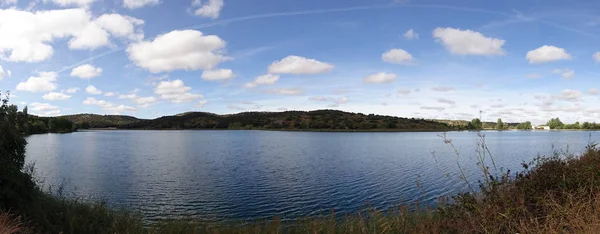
[262,88,303,95]
[244,74,280,88]
[594,52,600,62]
[432,86,455,92]
[201,69,235,81]
[0,8,144,62]
[403,29,418,40]
[192,0,224,19]
[118,93,137,99]
[552,68,575,79]
[70,64,102,79]
[197,100,208,108]
[309,96,328,101]
[104,92,116,97]
[526,73,542,79]
[0,66,10,80]
[364,72,397,84]
[328,97,348,107]
[421,106,445,111]
[16,72,58,93]
[590,88,598,95]
[397,88,411,95]
[127,30,226,73]
[43,92,71,101]
[94,14,144,41]
[123,0,160,9]
[85,85,102,95]
[433,27,505,55]
[437,98,456,105]
[83,97,137,113]
[65,87,80,94]
[132,96,158,107]
[30,102,60,116]
[154,80,203,103]
[45,0,97,7]
[556,89,581,102]
[268,56,334,75]
[526,45,572,64]
[382,49,414,65]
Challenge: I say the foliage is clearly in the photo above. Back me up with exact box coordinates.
[122,110,454,131]
[466,118,482,130]
[546,117,564,129]
[48,118,73,133]
[516,121,533,130]
[60,114,142,128]
[495,118,505,130]
[0,92,36,211]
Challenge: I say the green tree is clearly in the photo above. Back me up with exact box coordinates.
[495,118,505,130]
[469,118,483,130]
[546,117,564,129]
[0,91,36,210]
[516,121,533,130]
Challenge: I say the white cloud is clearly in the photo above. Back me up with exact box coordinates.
[263,88,303,95]
[133,96,158,107]
[268,56,334,75]
[197,99,208,108]
[193,0,224,19]
[526,45,572,64]
[397,88,411,95]
[104,92,116,97]
[83,97,136,113]
[328,97,348,107]
[70,64,102,79]
[201,69,235,81]
[433,27,505,55]
[526,73,542,79]
[382,49,414,65]
[65,87,80,94]
[590,88,598,95]
[437,98,456,105]
[85,85,102,95]
[432,86,455,92]
[43,92,71,101]
[0,0,17,5]
[421,106,445,111]
[123,0,160,9]
[244,74,280,88]
[127,30,226,73]
[45,0,97,7]
[364,72,397,84]
[154,80,203,103]
[0,66,10,80]
[309,96,328,101]
[552,68,575,79]
[95,14,144,41]
[118,93,137,99]
[16,72,58,93]
[556,89,581,102]
[0,8,144,62]
[593,52,600,62]
[31,102,58,111]
[403,29,418,40]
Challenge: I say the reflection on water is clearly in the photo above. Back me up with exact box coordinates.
[25,130,599,221]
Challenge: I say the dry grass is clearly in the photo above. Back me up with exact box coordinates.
[0,213,28,234]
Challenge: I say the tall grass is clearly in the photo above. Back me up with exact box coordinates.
[5,135,600,233]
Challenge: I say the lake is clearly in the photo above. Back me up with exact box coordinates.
[25,130,599,221]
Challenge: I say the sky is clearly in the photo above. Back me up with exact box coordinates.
[1,0,600,124]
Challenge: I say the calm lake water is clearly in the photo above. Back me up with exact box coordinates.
[25,130,599,221]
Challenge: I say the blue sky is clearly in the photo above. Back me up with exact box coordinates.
[1,0,599,124]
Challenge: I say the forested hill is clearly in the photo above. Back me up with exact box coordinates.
[120,110,455,131]
[59,114,144,128]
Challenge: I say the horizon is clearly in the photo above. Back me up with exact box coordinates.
[1,0,600,125]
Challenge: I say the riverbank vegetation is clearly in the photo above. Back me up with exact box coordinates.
[5,94,600,233]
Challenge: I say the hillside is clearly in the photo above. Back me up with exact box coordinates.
[59,114,144,128]
[121,110,455,131]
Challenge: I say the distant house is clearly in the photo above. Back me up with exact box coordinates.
[534,125,551,130]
